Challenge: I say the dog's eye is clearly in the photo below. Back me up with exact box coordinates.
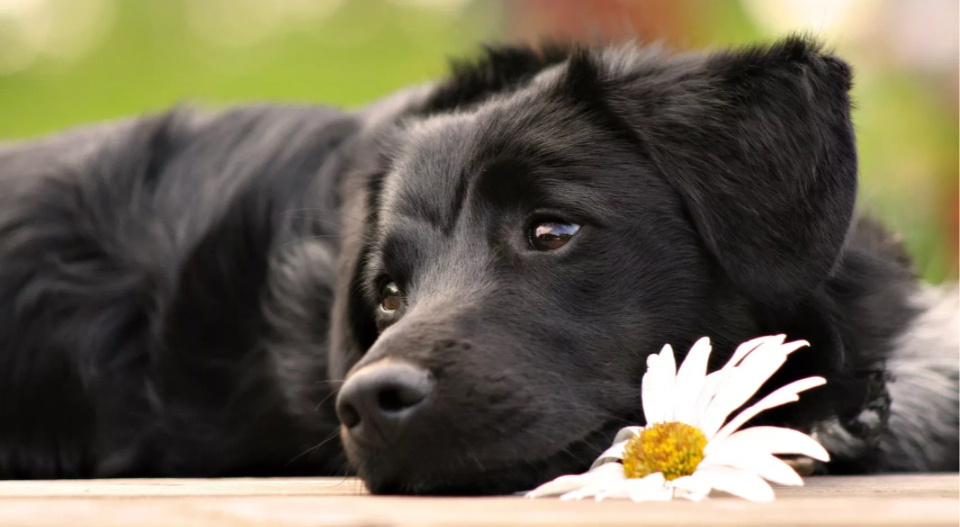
[529,221,581,251]
[379,282,403,313]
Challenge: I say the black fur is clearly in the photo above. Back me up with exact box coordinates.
[0,37,955,492]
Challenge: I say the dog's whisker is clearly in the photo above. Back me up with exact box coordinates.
[286,429,342,466]
[313,388,340,413]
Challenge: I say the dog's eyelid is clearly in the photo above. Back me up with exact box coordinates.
[523,208,588,229]
[524,204,600,227]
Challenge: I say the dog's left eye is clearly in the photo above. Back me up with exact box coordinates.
[529,221,581,251]
[379,282,403,313]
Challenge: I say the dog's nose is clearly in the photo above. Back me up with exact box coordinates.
[336,362,433,445]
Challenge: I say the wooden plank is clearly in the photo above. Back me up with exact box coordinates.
[0,477,366,497]
[0,475,955,526]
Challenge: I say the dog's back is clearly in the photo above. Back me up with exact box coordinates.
[878,283,959,470]
[809,218,959,472]
[0,107,356,477]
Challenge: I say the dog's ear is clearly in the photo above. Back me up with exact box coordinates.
[606,37,857,303]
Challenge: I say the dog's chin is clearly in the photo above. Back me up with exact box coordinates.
[350,422,622,496]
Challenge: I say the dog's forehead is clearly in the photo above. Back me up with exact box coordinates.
[378,76,612,231]
[378,112,480,231]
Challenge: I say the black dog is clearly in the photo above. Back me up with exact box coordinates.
[0,37,956,494]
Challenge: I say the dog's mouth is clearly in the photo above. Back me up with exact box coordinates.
[356,420,625,496]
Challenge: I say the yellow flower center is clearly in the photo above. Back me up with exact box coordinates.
[622,422,708,480]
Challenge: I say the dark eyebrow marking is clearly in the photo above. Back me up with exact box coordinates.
[473,158,538,208]
[472,149,617,229]
[380,228,424,279]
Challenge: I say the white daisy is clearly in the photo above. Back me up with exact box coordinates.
[525,335,830,502]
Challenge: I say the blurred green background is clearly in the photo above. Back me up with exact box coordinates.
[0,0,956,282]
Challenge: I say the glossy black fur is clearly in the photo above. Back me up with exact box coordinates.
[0,38,955,493]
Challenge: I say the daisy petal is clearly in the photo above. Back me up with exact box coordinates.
[721,335,787,370]
[643,344,677,423]
[706,426,830,462]
[590,440,628,469]
[700,450,803,486]
[699,357,787,437]
[627,476,673,503]
[700,339,810,437]
[595,473,667,502]
[660,344,677,422]
[641,353,662,424]
[669,474,712,499]
[691,370,725,428]
[561,483,607,501]
[593,488,628,501]
[711,376,827,444]
[685,467,776,502]
[525,463,625,498]
[673,337,712,425]
[694,336,799,428]
[526,476,594,499]
[675,487,709,502]
[591,426,645,469]
[612,426,644,444]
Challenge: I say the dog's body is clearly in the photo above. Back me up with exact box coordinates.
[0,38,956,493]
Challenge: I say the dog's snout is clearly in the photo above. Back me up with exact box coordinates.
[336,362,433,444]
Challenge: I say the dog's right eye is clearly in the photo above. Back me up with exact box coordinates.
[379,282,403,313]
[529,221,581,251]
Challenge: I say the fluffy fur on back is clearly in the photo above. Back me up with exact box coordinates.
[881,285,959,470]
[0,37,955,492]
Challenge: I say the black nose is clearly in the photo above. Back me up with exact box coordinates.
[336,362,434,445]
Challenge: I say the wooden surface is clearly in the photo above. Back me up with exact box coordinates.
[0,474,955,526]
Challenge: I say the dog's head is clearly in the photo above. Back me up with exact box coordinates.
[329,38,857,494]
